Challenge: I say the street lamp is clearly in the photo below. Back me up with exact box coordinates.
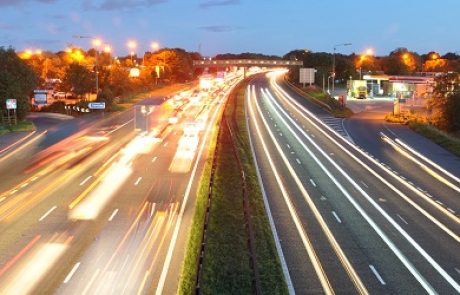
[332,42,352,94]
[73,35,103,95]
[127,40,137,63]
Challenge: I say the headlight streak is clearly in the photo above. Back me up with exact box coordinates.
[270,75,460,228]
[380,133,460,193]
[248,85,335,294]
[265,78,460,292]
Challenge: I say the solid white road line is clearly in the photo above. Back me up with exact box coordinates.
[79,176,93,186]
[270,81,460,293]
[63,262,81,284]
[39,206,57,222]
[369,265,386,285]
[257,87,367,294]
[108,209,119,221]
[246,85,295,295]
[264,87,440,293]
[134,177,142,186]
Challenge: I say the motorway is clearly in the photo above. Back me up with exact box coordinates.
[246,72,460,294]
[0,77,238,294]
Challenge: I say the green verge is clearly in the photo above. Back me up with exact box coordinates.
[178,81,288,294]
[227,84,288,294]
[0,120,35,135]
[385,113,460,158]
[286,82,353,118]
[178,110,221,295]
[408,122,460,158]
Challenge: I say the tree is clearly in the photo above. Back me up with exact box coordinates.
[427,73,460,131]
[62,63,95,98]
[0,47,38,120]
[97,87,114,110]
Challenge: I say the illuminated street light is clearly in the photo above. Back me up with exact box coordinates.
[103,45,111,53]
[73,35,103,94]
[127,40,137,63]
[151,42,159,51]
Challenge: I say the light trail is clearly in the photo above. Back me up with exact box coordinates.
[265,78,460,293]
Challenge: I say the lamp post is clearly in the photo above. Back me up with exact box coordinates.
[73,35,103,95]
[332,43,352,94]
[127,40,137,64]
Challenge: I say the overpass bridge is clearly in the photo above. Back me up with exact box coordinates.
[193,59,303,77]
[193,59,303,68]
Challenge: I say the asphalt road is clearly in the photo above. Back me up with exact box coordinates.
[246,72,460,294]
[0,79,236,294]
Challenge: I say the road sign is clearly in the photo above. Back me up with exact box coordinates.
[6,99,17,110]
[299,68,316,86]
[88,102,106,110]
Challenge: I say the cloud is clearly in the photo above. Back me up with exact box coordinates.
[199,25,237,33]
[83,0,167,10]
[0,0,57,7]
[199,0,239,9]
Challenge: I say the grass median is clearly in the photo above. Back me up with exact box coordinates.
[178,80,288,294]
[0,121,35,135]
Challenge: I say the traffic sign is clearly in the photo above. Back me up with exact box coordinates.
[88,102,106,110]
[299,68,316,85]
[6,99,17,110]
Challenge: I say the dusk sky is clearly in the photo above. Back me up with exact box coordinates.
[1,0,459,57]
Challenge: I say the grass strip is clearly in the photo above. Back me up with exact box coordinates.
[285,81,353,118]
[178,107,222,295]
[178,80,288,294]
[408,122,460,157]
[0,121,35,135]
[228,83,288,295]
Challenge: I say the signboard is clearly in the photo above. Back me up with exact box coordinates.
[6,99,17,110]
[88,102,106,110]
[299,68,316,86]
[34,90,48,105]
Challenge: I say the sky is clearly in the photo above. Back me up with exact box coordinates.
[0,0,459,57]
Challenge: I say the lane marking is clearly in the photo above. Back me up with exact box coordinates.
[79,176,93,186]
[63,262,81,284]
[332,211,342,223]
[163,142,168,147]
[286,144,291,149]
[448,208,456,214]
[309,179,316,187]
[397,214,409,225]
[134,177,142,186]
[108,209,119,221]
[279,132,283,136]
[360,181,369,188]
[455,268,460,275]
[20,183,28,188]
[9,190,18,195]
[152,156,158,163]
[296,158,301,164]
[369,265,386,285]
[38,206,57,222]
[0,197,6,203]
[265,85,443,293]
[31,176,39,182]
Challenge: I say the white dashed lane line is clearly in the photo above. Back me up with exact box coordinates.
[79,176,93,186]
[108,209,119,221]
[63,262,81,284]
[39,206,57,222]
[369,265,386,285]
[332,211,342,223]
[134,177,142,186]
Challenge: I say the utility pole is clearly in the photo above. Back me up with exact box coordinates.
[73,35,101,95]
